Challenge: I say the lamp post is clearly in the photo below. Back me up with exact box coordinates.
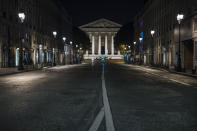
[139,37,143,64]
[133,42,136,62]
[52,31,57,66]
[63,37,66,65]
[151,30,155,66]
[63,37,66,43]
[18,12,25,70]
[70,41,73,64]
[128,45,131,50]
[177,14,184,72]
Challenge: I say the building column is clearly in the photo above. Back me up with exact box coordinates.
[98,35,101,55]
[111,35,114,55]
[105,35,108,55]
[92,35,95,55]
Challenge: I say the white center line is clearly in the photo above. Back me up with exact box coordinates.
[88,63,115,131]
[102,64,115,131]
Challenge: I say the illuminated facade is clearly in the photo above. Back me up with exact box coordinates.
[0,0,72,69]
[80,18,123,60]
[133,0,197,72]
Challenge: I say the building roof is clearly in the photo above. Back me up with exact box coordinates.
[79,18,122,29]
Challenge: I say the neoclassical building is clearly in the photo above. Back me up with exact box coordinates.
[80,18,122,59]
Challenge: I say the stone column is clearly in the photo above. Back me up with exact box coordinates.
[92,35,95,55]
[105,35,108,55]
[111,35,114,55]
[98,35,101,55]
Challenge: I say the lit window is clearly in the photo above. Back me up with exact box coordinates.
[194,19,197,31]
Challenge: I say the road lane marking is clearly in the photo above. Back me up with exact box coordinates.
[168,79,192,86]
[124,64,192,87]
[88,107,104,131]
[89,63,115,131]
[122,64,195,87]
[102,64,115,131]
[148,71,192,86]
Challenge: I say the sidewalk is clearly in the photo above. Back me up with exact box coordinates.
[0,67,37,76]
[142,65,197,79]
[123,64,197,86]
[0,64,82,76]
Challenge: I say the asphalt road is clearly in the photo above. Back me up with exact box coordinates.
[105,63,197,131]
[0,64,103,131]
[0,63,197,131]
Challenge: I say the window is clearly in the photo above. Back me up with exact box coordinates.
[194,19,197,31]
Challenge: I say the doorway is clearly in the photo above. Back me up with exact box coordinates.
[183,40,193,72]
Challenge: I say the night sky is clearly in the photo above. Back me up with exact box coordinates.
[62,0,145,26]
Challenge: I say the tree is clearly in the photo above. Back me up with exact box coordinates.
[72,26,91,51]
[115,22,134,51]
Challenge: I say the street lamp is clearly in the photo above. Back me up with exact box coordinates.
[177,14,184,72]
[139,37,143,64]
[53,31,57,38]
[150,30,155,66]
[63,37,67,65]
[52,31,57,66]
[69,41,73,64]
[63,37,66,42]
[18,12,26,70]
[151,30,155,37]
[139,37,143,42]
[18,13,25,23]
[133,42,137,62]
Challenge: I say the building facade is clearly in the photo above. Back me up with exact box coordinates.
[80,18,123,60]
[133,0,197,73]
[0,0,72,69]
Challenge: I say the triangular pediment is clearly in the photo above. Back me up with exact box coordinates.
[80,18,122,28]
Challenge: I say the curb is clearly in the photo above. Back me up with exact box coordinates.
[142,65,197,79]
[0,67,51,77]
